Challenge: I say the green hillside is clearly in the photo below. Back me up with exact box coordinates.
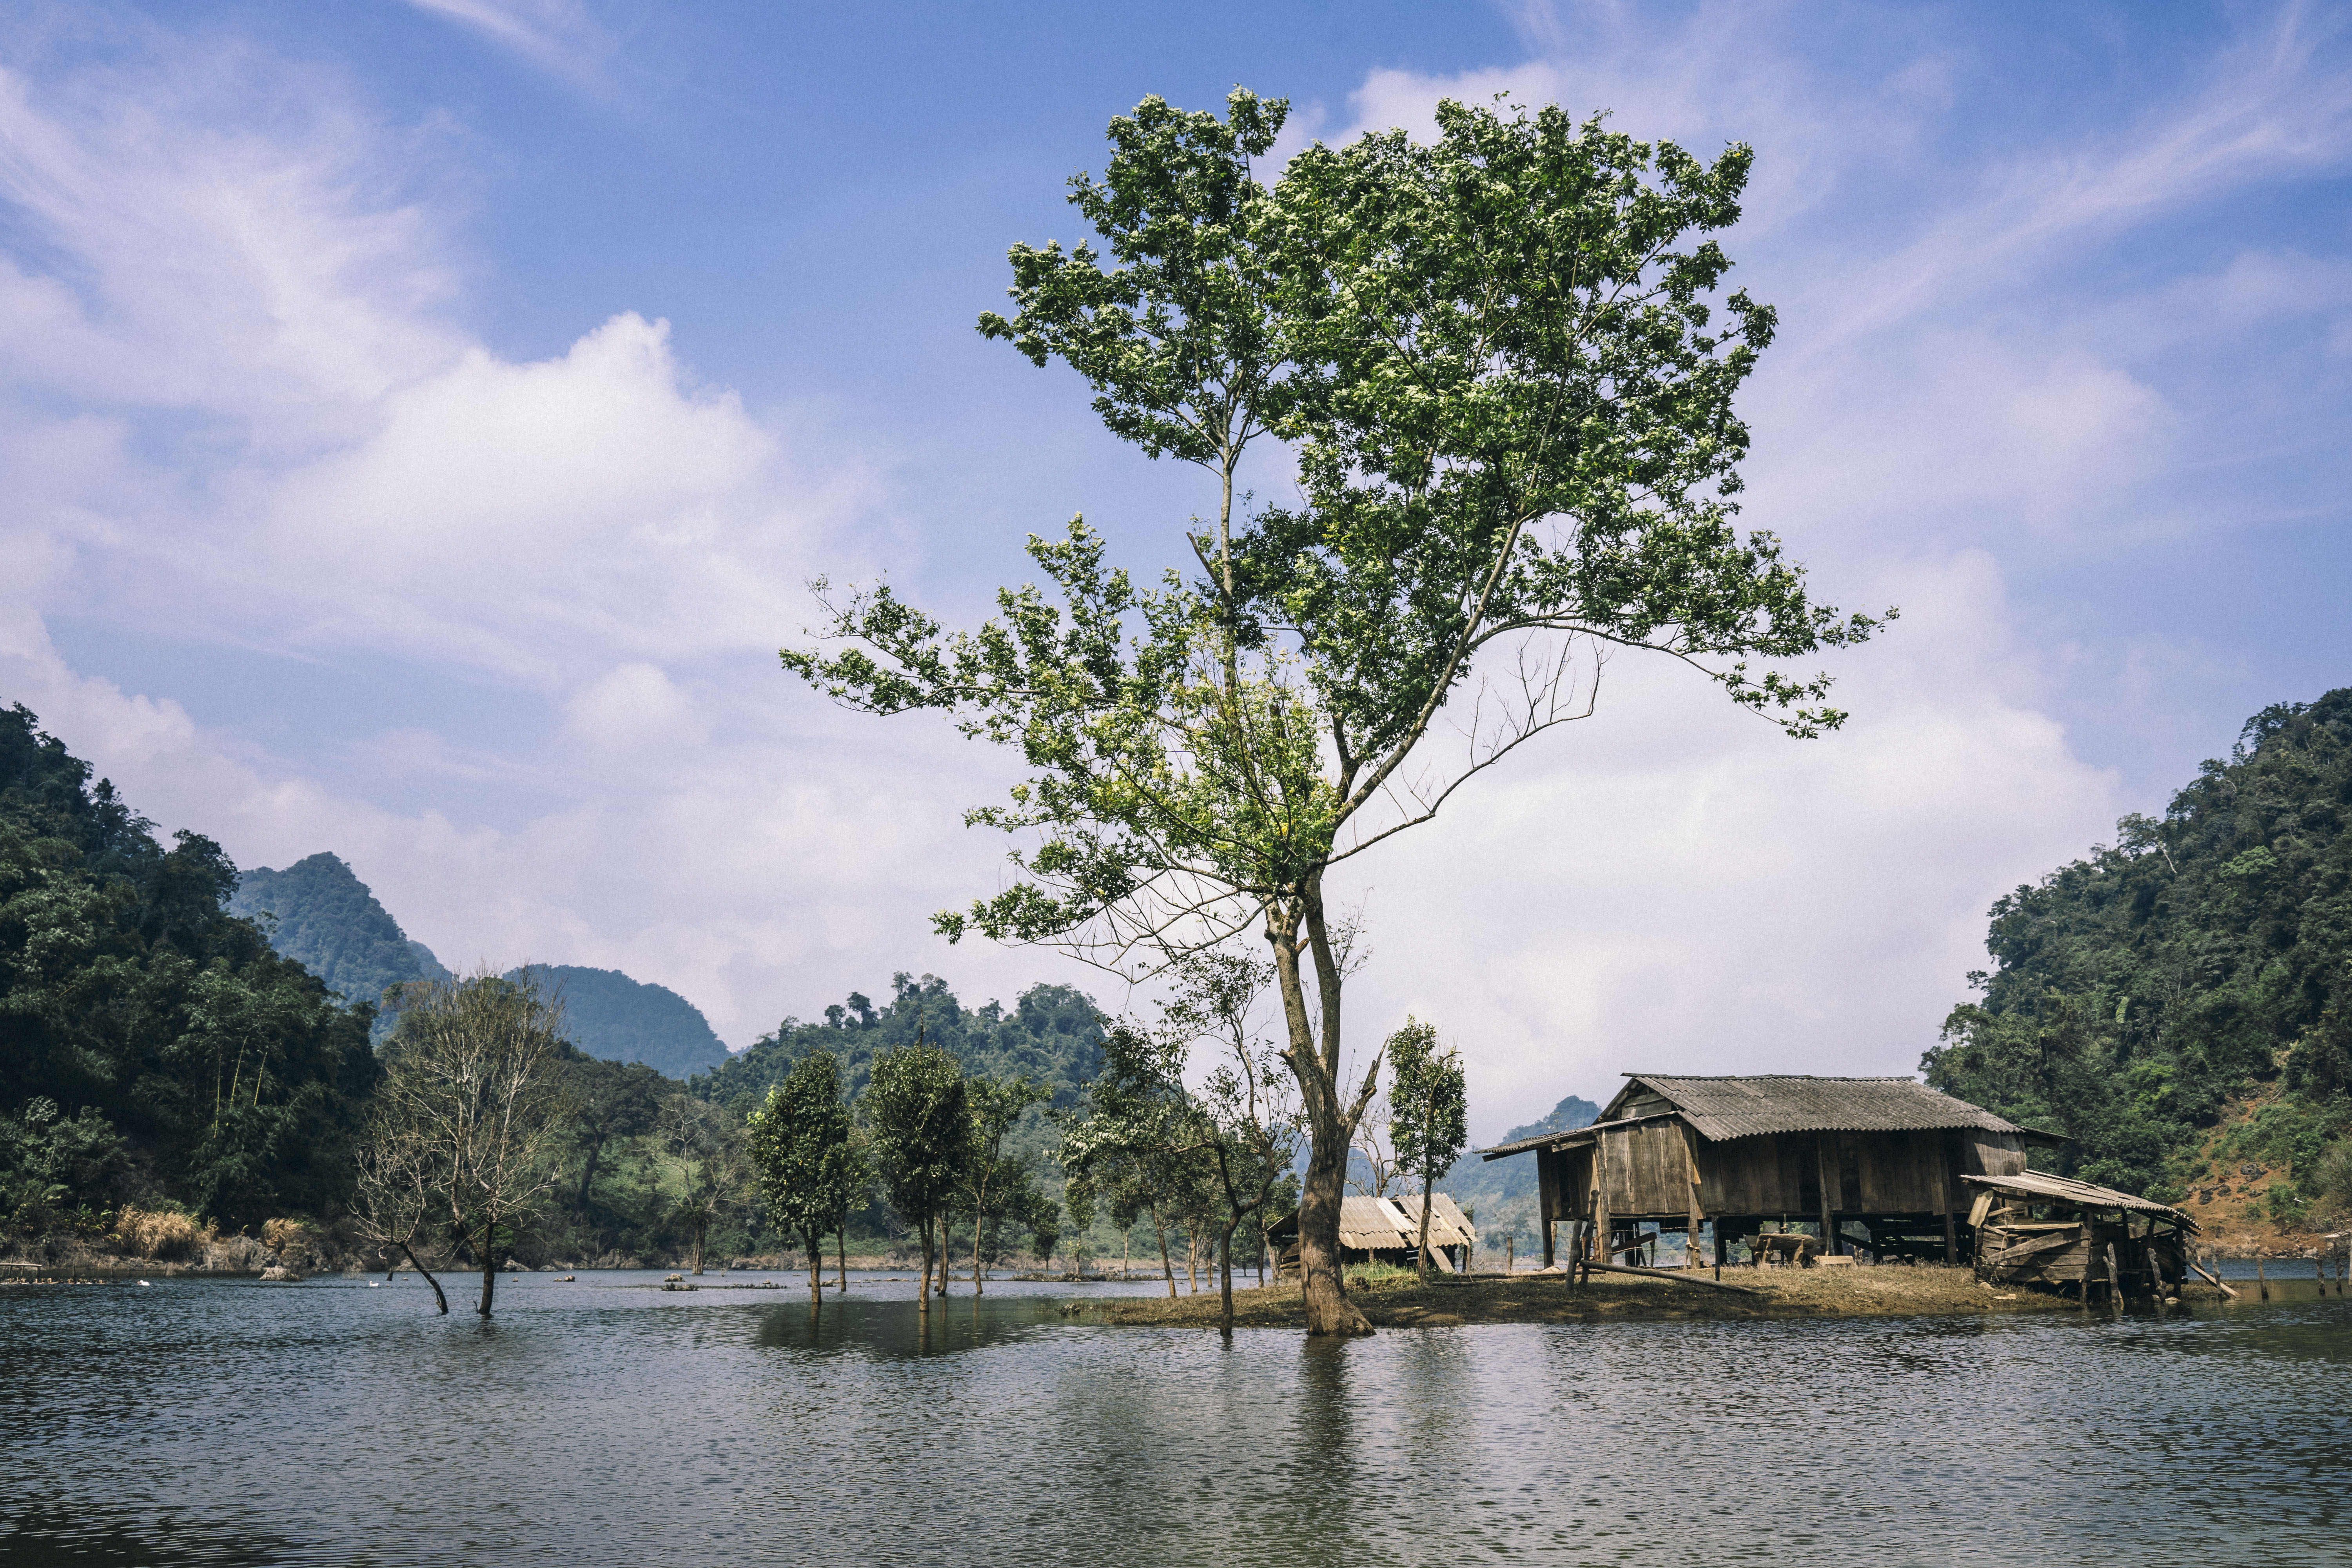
[509,964,730,1080]
[1926,688,2352,1222]
[0,704,376,1231]
[228,853,446,1034]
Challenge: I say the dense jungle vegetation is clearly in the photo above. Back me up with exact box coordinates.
[1926,688,2352,1225]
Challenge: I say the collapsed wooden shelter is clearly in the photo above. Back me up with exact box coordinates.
[1962,1168,2200,1297]
[1270,1193,1478,1274]
[1483,1074,2068,1271]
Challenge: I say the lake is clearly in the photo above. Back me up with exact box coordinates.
[5,1268,2347,1565]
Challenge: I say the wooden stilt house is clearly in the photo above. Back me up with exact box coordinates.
[1481,1074,2067,1270]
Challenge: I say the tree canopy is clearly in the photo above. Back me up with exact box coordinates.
[784,90,1878,1333]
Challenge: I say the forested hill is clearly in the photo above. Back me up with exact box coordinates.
[509,965,730,1080]
[0,704,376,1229]
[1925,688,2352,1216]
[697,972,1105,1110]
[229,854,448,1029]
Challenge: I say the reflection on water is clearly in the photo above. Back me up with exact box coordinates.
[4,1271,2348,1566]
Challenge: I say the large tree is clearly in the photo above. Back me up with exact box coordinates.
[787,92,1880,1333]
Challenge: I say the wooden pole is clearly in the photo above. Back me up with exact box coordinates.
[1505,1234,1514,1276]
[2105,1241,2124,1308]
[1593,1131,1612,1285]
[1815,1135,1838,1258]
[1538,1149,1557,1270]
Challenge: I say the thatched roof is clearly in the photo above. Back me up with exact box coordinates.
[1482,1074,2057,1159]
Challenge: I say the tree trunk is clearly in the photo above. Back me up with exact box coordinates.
[1219,1220,1236,1332]
[1417,1171,1434,1285]
[1293,1122,1365,1333]
[836,1221,847,1291]
[477,1219,497,1318]
[918,1216,933,1313]
[1153,1210,1176,1298]
[972,1220,984,1296]
[808,1229,822,1302]
[396,1241,448,1315]
[1267,889,1375,1337]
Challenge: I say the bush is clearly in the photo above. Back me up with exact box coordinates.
[116,1204,213,1260]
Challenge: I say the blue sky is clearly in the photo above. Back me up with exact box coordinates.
[3,2,2347,1136]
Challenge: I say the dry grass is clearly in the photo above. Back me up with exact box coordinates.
[114,1207,213,1261]
[1084,1264,2105,1329]
[261,1218,311,1259]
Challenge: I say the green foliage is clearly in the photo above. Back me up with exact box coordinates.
[1926,689,2352,1204]
[745,1050,857,1267]
[786,93,1880,1328]
[510,964,730,1080]
[697,972,1103,1113]
[0,703,378,1231]
[863,1038,973,1250]
[1388,1019,1468,1187]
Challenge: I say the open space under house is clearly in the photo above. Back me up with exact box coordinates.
[1477,1074,2206,1297]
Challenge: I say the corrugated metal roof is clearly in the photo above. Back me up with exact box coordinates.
[1290,1194,1481,1252]
[1621,1074,2031,1142]
[1959,1171,2197,1228]
[1480,1075,2047,1158]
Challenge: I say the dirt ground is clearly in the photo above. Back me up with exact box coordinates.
[1080,1263,2243,1328]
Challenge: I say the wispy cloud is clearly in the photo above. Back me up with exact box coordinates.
[401,0,617,89]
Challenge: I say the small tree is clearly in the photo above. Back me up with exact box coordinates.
[370,972,567,1316]
[1061,953,1303,1329]
[657,1095,745,1275]
[1387,1018,1469,1283]
[956,1074,1051,1294]
[745,1050,857,1300]
[864,1038,972,1312]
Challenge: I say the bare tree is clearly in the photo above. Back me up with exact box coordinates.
[1349,1092,1397,1198]
[353,1116,452,1314]
[368,972,567,1317]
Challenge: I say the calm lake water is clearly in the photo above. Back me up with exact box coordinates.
[5,1268,2348,1566]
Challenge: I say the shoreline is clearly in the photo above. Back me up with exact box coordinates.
[1074,1265,2272,1328]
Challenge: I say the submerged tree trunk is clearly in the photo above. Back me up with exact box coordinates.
[395,1242,448,1315]
[806,1229,823,1302]
[1219,1221,1237,1332]
[972,1223,985,1296]
[1152,1210,1176,1299]
[918,1217,933,1313]
[836,1222,847,1291]
[476,1220,497,1318]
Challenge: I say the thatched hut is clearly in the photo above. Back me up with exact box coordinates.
[1270,1193,1479,1275]
[1481,1074,2067,1270]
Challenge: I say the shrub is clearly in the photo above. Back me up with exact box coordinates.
[116,1205,213,1260]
